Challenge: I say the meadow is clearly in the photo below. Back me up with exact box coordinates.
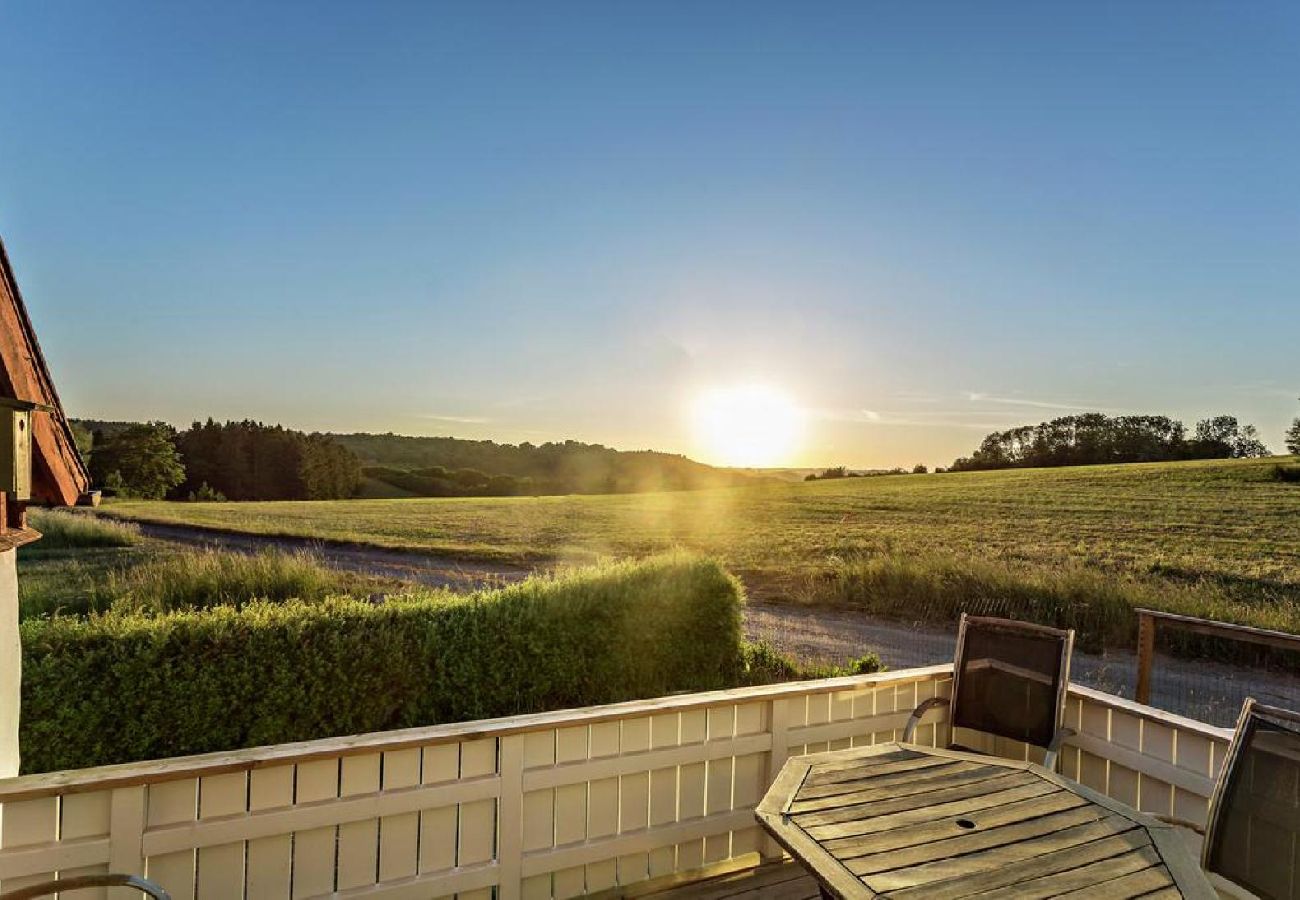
[103,457,1297,581]
[102,456,1300,643]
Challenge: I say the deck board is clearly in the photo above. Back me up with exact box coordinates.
[647,861,821,899]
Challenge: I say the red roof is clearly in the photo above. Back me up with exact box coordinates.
[0,237,91,506]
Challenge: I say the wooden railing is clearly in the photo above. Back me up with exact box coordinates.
[0,666,1233,899]
[1135,607,1300,705]
[0,667,952,899]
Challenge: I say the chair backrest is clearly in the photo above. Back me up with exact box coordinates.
[949,614,1074,750]
[1202,698,1300,900]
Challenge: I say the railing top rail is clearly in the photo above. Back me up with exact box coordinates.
[0,664,954,803]
[1068,682,1234,742]
[1136,607,1300,653]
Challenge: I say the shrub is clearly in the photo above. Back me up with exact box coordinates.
[1273,464,1300,484]
[738,641,885,685]
[187,481,227,502]
[27,509,139,549]
[19,553,745,772]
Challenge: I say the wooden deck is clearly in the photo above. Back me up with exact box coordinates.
[645,861,821,899]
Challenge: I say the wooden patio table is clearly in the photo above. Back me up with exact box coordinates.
[755,742,1216,899]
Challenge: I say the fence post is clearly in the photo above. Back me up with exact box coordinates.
[108,785,147,880]
[1135,610,1156,706]
[497,735,525,900]
[760,697,789,862]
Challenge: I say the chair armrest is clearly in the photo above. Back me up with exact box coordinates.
[902,696,951,743]
[0,873,171,900]
[1043,726,1076,772]
[1150,814,1205,834]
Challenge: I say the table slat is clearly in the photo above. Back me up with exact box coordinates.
[801,752,937,786]
[847,809,1131,877]
[817,785,1076,848]
[793,771,1031,828]
[886,829,1156,900]
[979,846,1168,899]
[789,761,990,808]
[1051,861,1175,899]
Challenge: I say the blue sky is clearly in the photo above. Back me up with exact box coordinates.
[1,1,1296,467]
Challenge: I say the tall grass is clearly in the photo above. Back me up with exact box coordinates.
[28,509,139,549]
[21,543,381,620]
[799,552,1300,653]
[101,548,357,613]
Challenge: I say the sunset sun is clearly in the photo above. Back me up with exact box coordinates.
[690,385,805,468]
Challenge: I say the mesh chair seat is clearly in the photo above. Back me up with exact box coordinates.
[903,614,1075,770]
[1203,699,1300,900]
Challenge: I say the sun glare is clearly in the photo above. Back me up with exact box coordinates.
[690,385,805,468]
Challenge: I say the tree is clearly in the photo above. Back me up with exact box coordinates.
[1287,399,1300,456]
[950,412,1269,471]
[173,420,361,501]
[1230,424,1270,459]
[912,464,928,474]
[1191,416,1269,459]
[89,422,185,499]
[69,421,93,464]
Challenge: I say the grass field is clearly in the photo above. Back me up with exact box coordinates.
[103,456,1299,587]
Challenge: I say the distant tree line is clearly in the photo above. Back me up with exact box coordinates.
[334,433,761,495]
[75,421,764,500]
[175,420,361,500]
[363,466,534,497]
[950,413,1271,472]
[804,465,929,482]
[81,419,361,500]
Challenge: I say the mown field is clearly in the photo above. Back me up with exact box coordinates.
[104,456,1299,588]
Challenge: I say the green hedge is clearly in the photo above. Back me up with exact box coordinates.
[20,553,743,773]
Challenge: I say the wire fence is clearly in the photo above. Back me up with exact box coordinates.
[745,602,1299,729]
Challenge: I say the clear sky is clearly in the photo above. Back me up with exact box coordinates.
[2,2,1296,468]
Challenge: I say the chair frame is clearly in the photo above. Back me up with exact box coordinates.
[1201,697,1300,883]
[0,873,170,900]
[902,613,1076,770]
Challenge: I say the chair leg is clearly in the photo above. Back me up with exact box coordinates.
[1044,726,1076,771]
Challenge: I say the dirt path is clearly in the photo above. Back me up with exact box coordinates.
[134,519,1293,728]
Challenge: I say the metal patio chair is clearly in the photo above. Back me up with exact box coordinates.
[1202,698,1300,900]
[0,874,170,900]
[902,613,1076,770]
